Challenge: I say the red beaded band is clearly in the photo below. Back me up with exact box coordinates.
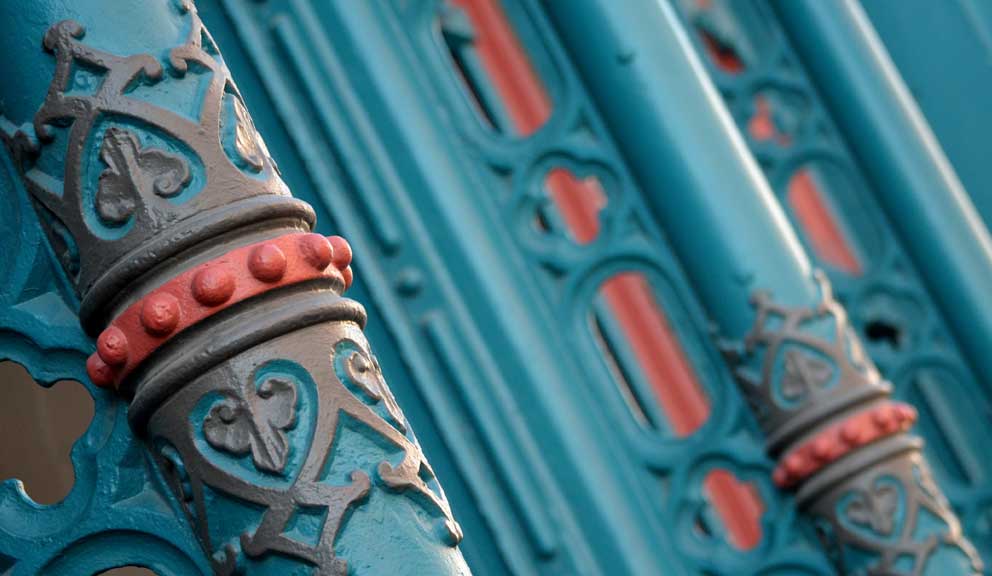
[86,233,354,390]
[772,401,917,488]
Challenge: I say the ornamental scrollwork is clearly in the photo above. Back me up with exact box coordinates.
[231,97,265,173]
[149,328,463,575]
[721,273,981,574]
[780,347,834,403]
[339,342,408,434]
[0,0,287,294]
[0,1,467,574]
[97,127,191,225]
[815,460,982,575]
[721,271,888,435]
[842,480,899,537]
[203,375,298,475]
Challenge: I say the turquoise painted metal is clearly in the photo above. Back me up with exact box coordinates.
[0,7,211,569]
[671,0,992,565]
[0,120,211,575]
[0,0,989,574]
[770,0,992,397]
[543,0,817,330]
[0,0,467,573]
[860,0,992,231]
[194,0,842,573]
[198,1,777,573]
[543,0,982,573]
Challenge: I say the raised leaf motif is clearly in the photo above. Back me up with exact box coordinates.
[845,484,898,536]
[781,348,833,401]
[203,376,298,474]
[343,348,407,434]
[232,97,264,172]
[96,127,191,224]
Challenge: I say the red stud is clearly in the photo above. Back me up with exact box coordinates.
[97,326,129,366]
[785,452,806,476]
[841,421,863,445]
[772,467,789,487]
[896,404,917,424]
[341,266,353,290]
[873,406,893,430]
[192,265,236,306]
[86,354,115,388]
[299,233,334,270]
[883,407,902,433]
[328,235,352,270]
[812,437,833,461]
[249,243,287,283]
[141,292,181,336]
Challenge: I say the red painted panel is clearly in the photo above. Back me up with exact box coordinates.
[788,169,863,276]
[545,169,603,244]
[451,0,549,135]
[600,273,709,435]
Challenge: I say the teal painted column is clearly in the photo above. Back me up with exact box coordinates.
[227,1,682,573]
[542,0,983,573]
[192,0,833,573]
[0,1,469,574]
[668,0,992,564]
[771,0,992,394]
[543,0,817,338]
[860,0,992,232]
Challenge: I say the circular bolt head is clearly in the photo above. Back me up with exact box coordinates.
[341,266,353,290]
[97,326,129,366]
[873,406,893,430]
[192,265,236,306]
[328,235,352,269]
[299,233,334,270]
[841,421,863,445]
[881,406,901,433]
[141,292,181,336]
[812,437,833,461]
[896,404,917,425]
[785,452,806,475]
[249,243,287,283]
[86,354,115,388]
[772,467,789,487]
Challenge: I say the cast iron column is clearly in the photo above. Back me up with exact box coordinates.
[542,0,983,573]
[770,0,992,396]
[0,1,469,574]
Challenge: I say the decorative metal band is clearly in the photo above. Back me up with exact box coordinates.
[723,272,982,574]
[725,273,891,453]
[800,436,981,576]
[772,400,917,488]
[0,1,310,332]
[146,318,463,574]
[86,232,354,389]
[0,1,469,572]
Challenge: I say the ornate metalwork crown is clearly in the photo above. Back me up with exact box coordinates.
[722,272,891,453]
[0,1,311,332]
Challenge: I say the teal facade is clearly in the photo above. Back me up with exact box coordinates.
[0,0,989,574]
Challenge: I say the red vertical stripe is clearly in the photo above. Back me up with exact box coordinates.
[600,273,709,435]
[788,169,862,276]
[451,0,549,135]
